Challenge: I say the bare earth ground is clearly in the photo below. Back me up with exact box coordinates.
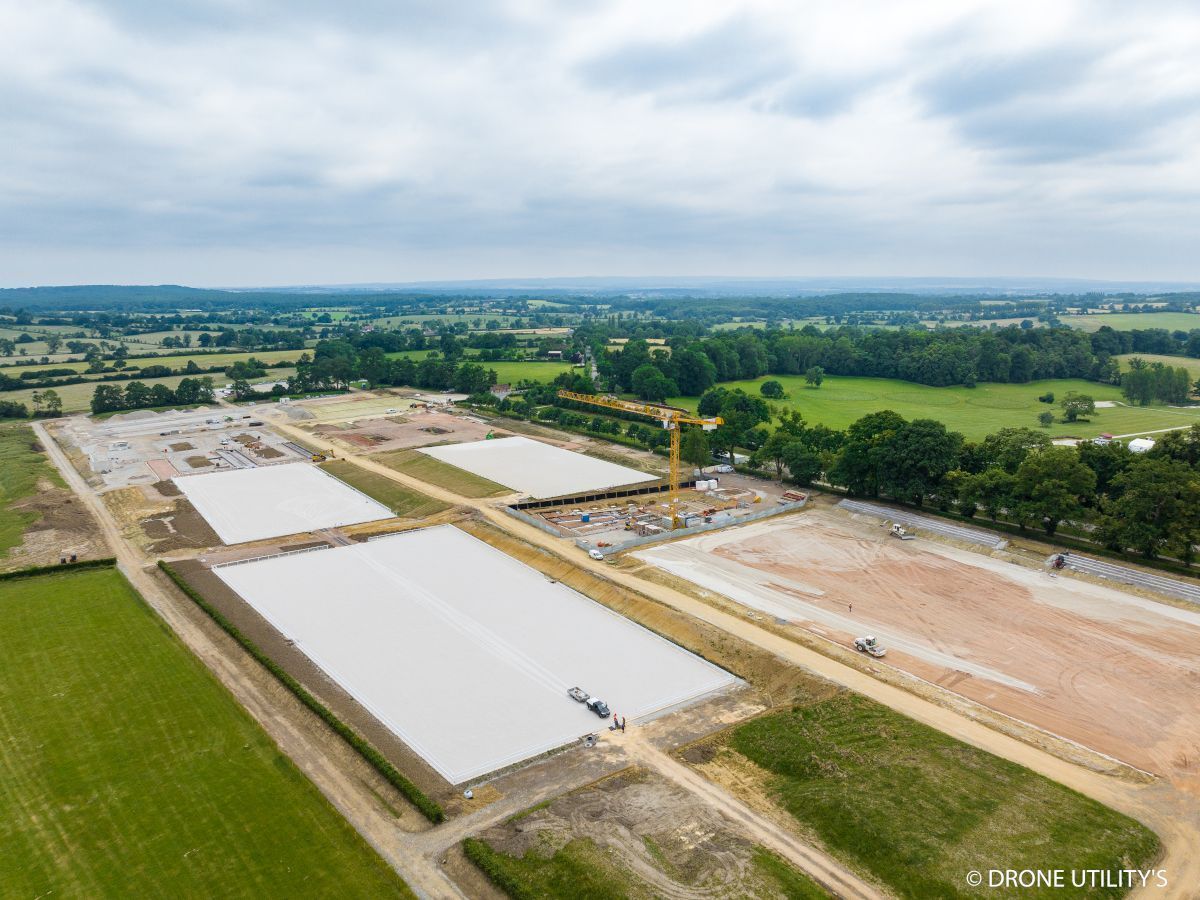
[101,482,221,554]
[635,510,1200,796]
[1,477,104,570]
[310,410,504,454]
[474,767,818,899]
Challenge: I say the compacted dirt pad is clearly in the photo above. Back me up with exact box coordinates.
[636,510,1200,794]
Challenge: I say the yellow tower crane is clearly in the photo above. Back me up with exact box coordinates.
[557,390,723,528]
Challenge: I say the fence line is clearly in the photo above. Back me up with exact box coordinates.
[211,544,332,569]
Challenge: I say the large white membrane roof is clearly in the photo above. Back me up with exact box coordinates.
[174,464,392,544]
[214,525,735,783]
[418,435,656,498]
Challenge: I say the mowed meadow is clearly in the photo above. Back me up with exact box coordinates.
[0,567,413,898]
[670,375,1200,440]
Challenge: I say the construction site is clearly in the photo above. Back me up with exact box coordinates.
[29,387,1200,897]
[525,477,799,549]
[634,506,1200,796]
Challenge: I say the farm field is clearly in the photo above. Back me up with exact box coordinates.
[0,369,297,414]
[1115,352,1200,379]
[698,694,1159,898]
[0,567,412,898]
[321,460,449,518]
[1062,312,1200,332]
[382,354,573,383]
[670,375,1200,439]
[0,347,310,378]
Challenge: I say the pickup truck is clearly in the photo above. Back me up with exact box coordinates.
[585,697,611,718]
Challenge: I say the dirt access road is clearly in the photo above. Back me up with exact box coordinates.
[261,410,1200,898]
[635,513,1200,795]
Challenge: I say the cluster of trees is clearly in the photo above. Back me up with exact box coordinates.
[90,377,215,414]
[1120,358,1193,405]
[597,325,1128,396]
[285,341,499,395]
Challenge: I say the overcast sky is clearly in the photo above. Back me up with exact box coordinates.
[2,0,1199,287]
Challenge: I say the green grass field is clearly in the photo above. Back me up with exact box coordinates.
[0,423,62,560]
[724,694,1158,899]
[485,361,574,384]
[0,567,413,898]
[371,448,510,497]
[321,460,449,518]
[670,375,1200,440]
[1061,312,1200,333]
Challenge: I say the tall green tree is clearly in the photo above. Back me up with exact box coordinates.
[1059,392,1096,423]
[874,419,964,505]
[1096,458,1200,561]
[829,410,907,497]
[1013,447,1097,535]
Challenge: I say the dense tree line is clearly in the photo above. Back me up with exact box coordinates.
[285,340,499,395]
[89,377,215,414]
[598,324,1128,395]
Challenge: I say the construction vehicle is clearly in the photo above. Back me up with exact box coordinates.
[853,635,887,657]
[311,453,328,463]
[557,390,723,528]
[890,523,914,540]
[585,697,611,718]
[568,686,589,703]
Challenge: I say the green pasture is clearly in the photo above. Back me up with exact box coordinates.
[669,375,1200,440]
[0,567,412,898]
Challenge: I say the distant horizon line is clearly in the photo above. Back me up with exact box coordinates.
[4,274,1200,295]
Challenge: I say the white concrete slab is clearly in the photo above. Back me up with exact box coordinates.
[214,525,736,783]
[174,464,392,544]
[418,435,656,498]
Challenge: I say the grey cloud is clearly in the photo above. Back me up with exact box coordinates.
[577,17,792,102]
[82,0,526,43]
[920,46,1099,116]
[952,98,1198,162]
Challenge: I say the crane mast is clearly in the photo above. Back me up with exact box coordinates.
[556,390,723,528]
